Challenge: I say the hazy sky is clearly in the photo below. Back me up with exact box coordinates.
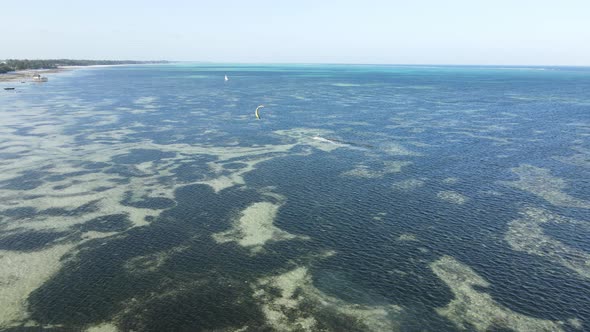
[2,0,589,65]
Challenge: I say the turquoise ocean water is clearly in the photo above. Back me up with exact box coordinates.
[0,64,589,331]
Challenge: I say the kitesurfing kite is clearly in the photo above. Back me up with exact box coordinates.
[255,105,264,119]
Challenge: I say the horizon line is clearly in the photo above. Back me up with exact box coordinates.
[2,59,589,68]
[170,61,590,68]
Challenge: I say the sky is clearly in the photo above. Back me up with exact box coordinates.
[1,0,589,65]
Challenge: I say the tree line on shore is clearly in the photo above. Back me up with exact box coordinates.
[0,59,169,74]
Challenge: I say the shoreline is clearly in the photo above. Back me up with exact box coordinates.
[0,67,70,83]
[0,63,154,83]
[0,63,169,83]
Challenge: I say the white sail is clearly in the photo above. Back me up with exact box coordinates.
[224,74,229,82]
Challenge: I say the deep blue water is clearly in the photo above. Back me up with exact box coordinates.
[0,64,589,331]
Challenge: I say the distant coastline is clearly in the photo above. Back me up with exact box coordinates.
[0,59,169,82]
[0,59,169,73]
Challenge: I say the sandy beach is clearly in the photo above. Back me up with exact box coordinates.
[1,64,160,84]
[0,68,69,83]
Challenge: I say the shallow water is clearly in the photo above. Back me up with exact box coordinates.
[0,64,589,331]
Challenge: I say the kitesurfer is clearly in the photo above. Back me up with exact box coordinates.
[255,105,264,119]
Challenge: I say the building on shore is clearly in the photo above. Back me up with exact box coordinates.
[32,74,48,82]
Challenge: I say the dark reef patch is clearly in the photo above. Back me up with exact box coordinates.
[223,162,248,170]
[1,206,37,219]
[40,200,100,217]
[27,184,280,329]
[117,275,267,332]
[82,161,111,170]
[78,214,132,233]
[45,171,95,182]
[93,186,113,192]
[111,149,176,165]
[0,170,47,190]
[105,165,149,177]
[0,231,68,251]
[168,154,217,182]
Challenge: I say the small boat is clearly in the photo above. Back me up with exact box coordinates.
[4,87,15,90]
[224,74,229,82]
